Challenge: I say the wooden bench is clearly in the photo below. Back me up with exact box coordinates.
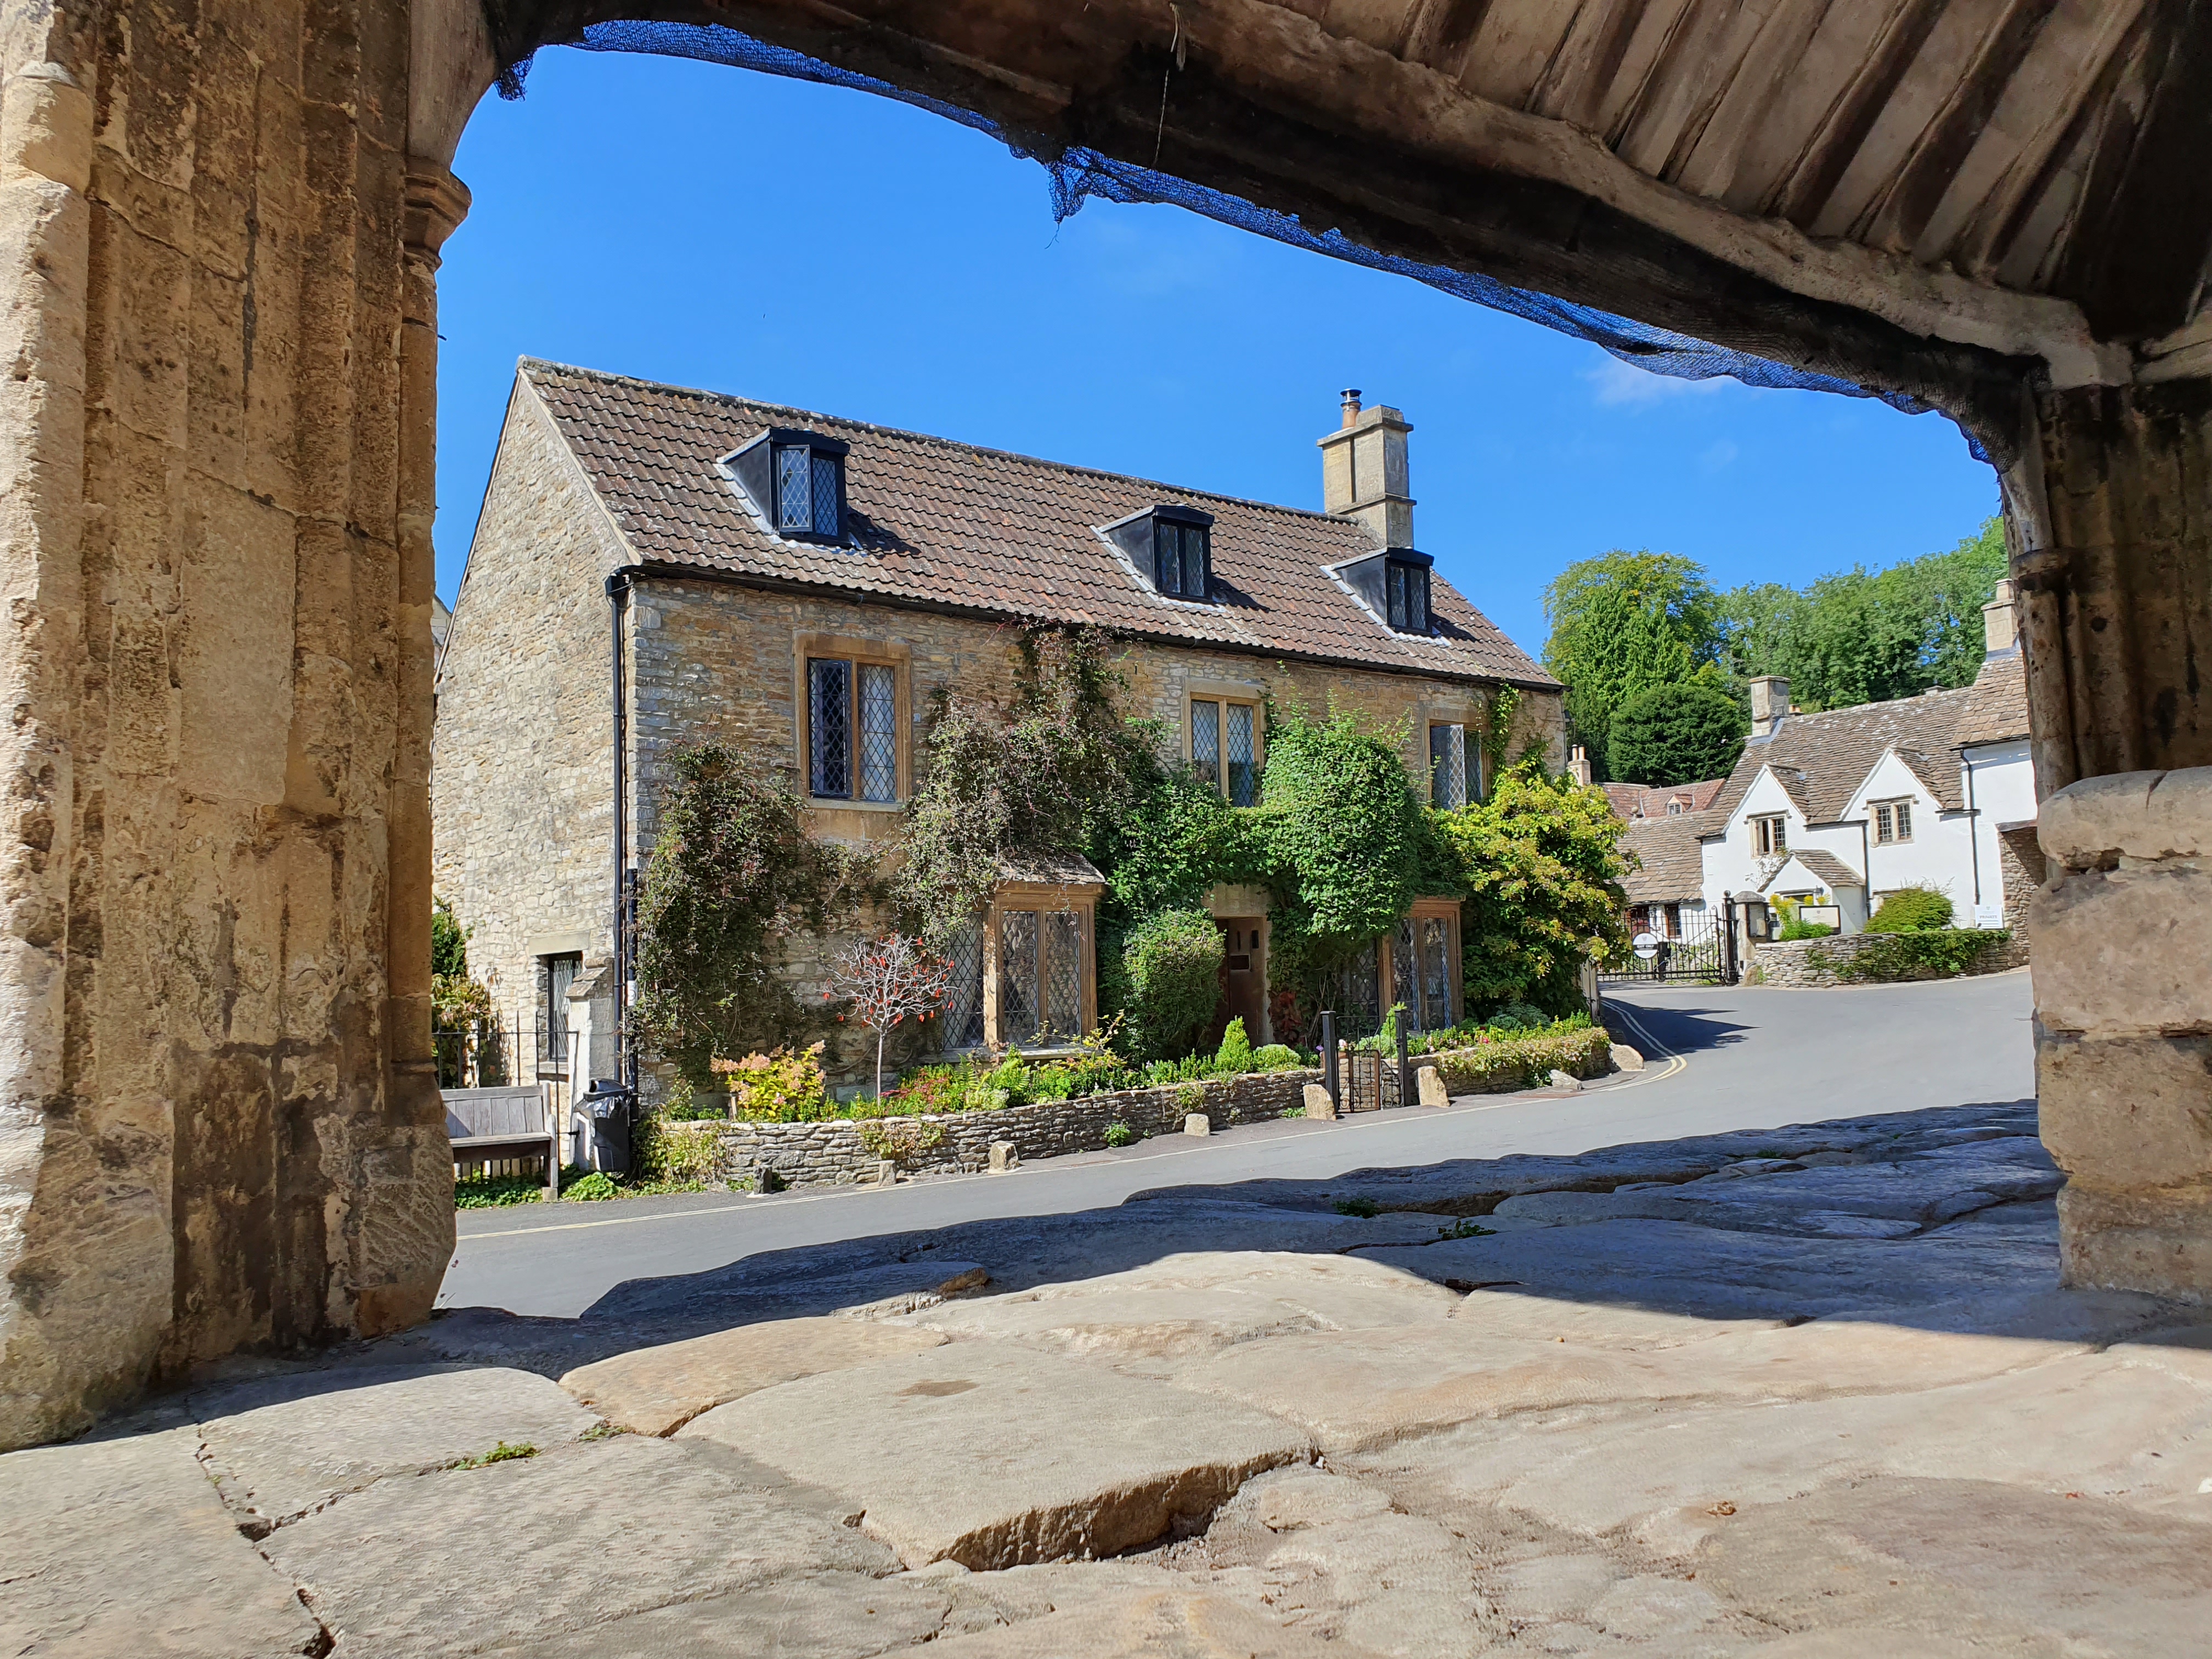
[447,1085,559,1197]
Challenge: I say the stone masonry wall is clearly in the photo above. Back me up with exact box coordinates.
[1745,930,2029,988]
[430,383,626,1032]
[2032,768,2212,1302]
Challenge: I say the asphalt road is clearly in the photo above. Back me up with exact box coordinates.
[439,969,2036,1319]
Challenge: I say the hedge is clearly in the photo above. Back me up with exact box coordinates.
[1812,928,2013,984]
[1426,1025,1614,1094]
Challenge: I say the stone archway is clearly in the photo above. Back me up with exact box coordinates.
[3,0,2209,1448]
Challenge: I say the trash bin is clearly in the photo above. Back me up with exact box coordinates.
[572,1079,632,1175]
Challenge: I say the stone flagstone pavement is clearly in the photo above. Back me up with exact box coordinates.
[6,1098,2210,1656]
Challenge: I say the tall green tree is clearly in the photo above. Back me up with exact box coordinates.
[1720,516,2007,710]
[1607,681,1748,786]
[1442,761,1632,1018]
[1541,551,1724,779]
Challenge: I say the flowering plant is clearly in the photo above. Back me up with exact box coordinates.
[826,935,955,1101]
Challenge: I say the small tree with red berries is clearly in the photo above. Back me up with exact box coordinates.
[827,934,955,1101]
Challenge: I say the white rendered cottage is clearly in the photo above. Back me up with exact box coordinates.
[1697,581,2036,933]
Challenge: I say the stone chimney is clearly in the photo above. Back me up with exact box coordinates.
[1318,389,1414,548]
[1567,745,1593,787]
[1749,675,1790,738]
[1983,577,2017,655]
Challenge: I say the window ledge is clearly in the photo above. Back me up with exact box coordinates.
[807,798,905,814]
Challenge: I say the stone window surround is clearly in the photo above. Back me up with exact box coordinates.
[792,630,912,811]
[1183,678,1265,802]
[977,878,1102,1053]
[1751,813,1788,855]
[1871,797,1915,843]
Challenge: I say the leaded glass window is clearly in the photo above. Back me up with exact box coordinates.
[1226,703,1257,806]
[857,663,897,803]
[771,439,845,542]
[1331,948,1381,1040]
[1430,723,1468,809]
[1043,911,1084,1039]
[1392,920,1419,1028]
[810,451,842,537]
[1385,560,1430,633]
[1191,699,1221,791]
[942,923,985,1049]
[776,445,814,534]
[1421,917,1453,1030]
[998,911,1040,1045]
[808,658,851,798]
[1151,516,1209,600]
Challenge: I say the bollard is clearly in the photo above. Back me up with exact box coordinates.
[1396,1014,1412,1111]
[988,1141,1018,1173]
[1319,1010,1339,1117]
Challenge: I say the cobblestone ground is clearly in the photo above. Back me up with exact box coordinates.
[7,1100,2209,1657]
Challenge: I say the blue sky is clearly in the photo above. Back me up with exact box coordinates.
[436,47,2000,661]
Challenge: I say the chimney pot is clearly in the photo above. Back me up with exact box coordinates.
[1340,388,1362,427]
[1568,744,1593,787]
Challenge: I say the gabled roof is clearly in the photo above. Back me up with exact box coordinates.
[1603,777,1727,822]
[1621,809,1719,904]
[516,361,1554,689]
[1762,849,1864,893]
[1711,688,1978,823]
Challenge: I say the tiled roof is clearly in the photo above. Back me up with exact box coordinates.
[1602,777,1728,821]
[1763,849,1864,892]
[1954,648,2030,747]
[1621,809,1719,902]
[519,362,1554,688]
[1710,687,1978,823]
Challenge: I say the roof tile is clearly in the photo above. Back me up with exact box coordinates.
[520,361,1555,687]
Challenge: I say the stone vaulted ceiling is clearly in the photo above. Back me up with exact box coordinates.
[442,0,2212,452]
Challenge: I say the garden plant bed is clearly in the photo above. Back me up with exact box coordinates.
[682,1025,1616,1190]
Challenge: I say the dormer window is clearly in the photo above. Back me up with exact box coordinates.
[1385,558,1430,633]
[721,428,849,545]
[1334,547,1435,636]
[1101,505,1215,602]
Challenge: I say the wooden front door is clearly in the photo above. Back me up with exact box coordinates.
[1213,916,1267,1047]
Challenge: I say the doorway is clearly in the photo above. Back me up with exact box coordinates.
[1212,916,1268,1049]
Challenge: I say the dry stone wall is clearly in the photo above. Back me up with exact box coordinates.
[687,1034,1615,1190]
[1745,931,2028,988]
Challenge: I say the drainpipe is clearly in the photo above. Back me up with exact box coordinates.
[1963,755,1983,909]
[1855,817,1871,928]
[607,570,635,1098]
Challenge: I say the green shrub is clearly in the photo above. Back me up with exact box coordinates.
[1121,909,1224,1059]
[1251,1044,1301,1071]
[1212,1017,1254,1076]
[1866,885,1956,933]
[1104,1120,1135,1148]
[453,1172,545,1209]
[1823,929,2010,983]
[1423,1023,1613,1094]
[716,1043,832,1121]
[1334,1197,1382,1218]
[563,1172,620,1201]
[1143,1053,1207,1088]
[1779,919,1837,941]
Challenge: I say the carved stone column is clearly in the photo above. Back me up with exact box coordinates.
[0,0,455,1448]
[2007,380,2212,1302]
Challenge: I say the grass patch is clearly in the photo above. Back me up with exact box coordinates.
[449,1441,537,1469]
[1333,1197,1382,1218]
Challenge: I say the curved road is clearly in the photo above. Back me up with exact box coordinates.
[441,970,2035,1318]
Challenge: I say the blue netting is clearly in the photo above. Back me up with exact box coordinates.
[518,21,1980,458]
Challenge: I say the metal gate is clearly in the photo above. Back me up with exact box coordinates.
[1601,909,1732,985]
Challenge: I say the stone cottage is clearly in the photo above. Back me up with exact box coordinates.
[431,365,1561,1109]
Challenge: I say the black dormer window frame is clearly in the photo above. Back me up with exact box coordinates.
[1101,504,1217,603]
[1385,557,1431,634]
[721,427,850,546]
[1148,505,1213,601]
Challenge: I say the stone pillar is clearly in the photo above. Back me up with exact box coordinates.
[0,0,458,1449]
[2006,381,2212,1302]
